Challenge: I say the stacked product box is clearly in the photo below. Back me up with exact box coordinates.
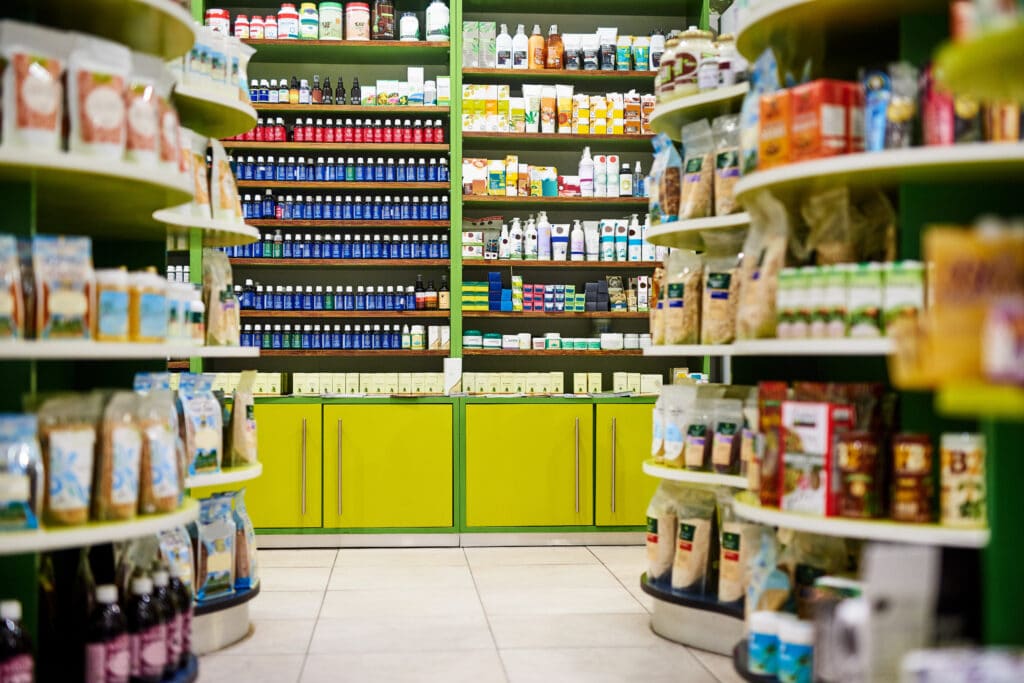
[291,372,448,395]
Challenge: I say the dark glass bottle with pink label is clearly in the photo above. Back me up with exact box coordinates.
[151,571,181,679]
[0,600,33,683]
[168,567,193,669]
[126,577,165,683]
[85,585,129,683]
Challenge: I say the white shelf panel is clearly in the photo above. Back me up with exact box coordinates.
[173,85,258,139]
[0,500,199,556]
[643,344,739,357]
[186,463,264,489]
[735,144,1024,203]
[643,461,748,488]
[732,495,989,548]
[650,84,750,139]
[644,213,751,251]
[644,337,894,357]
[0,342,259,360]
[154,208,262,247]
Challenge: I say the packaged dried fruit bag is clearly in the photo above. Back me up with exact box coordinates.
[124,53,166,166]
[67,34,130,158]
[0,20,67,152]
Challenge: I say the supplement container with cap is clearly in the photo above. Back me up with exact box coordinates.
[278,4,300,39]
[319,2,343,40]
[748,610,786,675]
[400,12,420,41]
[205,8,230,33]
[425,0,449,41]
[346,2,371,40]
[94,268,130,342]
[778,618,815,683]
[299,3,319,39]
[410,325,426,350]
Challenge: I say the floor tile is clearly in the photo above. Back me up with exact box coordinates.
[198,653,304,683]
[308,615,493,654]
[213,619,315,655]
[470,563,623,590]
[247,590,325,620]
[258,566,333,592]
[257,548,338,568]
[465,547,599,567]
[477,585,645,616]
[489,613,665,649]
[319,587,485,619]
[689,647,746,683]
[327,564,474,591]
[586,545,644,569]
[334,548,467,567]
[500,646,718,683]
[301,650,507,683]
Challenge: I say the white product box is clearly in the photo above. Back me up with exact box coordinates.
[588,372,603,394]
[641,374,663,395]
[613,371,629,393]
[573,372,589,394]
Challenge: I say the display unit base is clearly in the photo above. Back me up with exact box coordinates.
[640,574,744,656]
[169,655,199,683]
[732,641,778,683]
[255,531,643,548]
[192,585,261,655]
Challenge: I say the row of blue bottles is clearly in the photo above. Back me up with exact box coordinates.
[238,283,421,312]
[231,155,450,184]
[241,323,412,351]
[241,193,450,222]
[221,232,449,260]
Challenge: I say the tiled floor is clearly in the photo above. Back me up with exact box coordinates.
[200,546,744,683]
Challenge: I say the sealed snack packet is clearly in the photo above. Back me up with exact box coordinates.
[0,20,67,151]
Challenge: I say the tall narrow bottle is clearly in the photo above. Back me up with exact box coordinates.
[311,74,323,103]
[86,585,129,683]
[570,220,585,261]
[438,275,450,311]
[335,75,346,104]
[524,218,539,259]
[350,77,361,105]
[578,146,595,197]
[0,601,33,683]
[511,24,529,70]
[322,76,333,104]
[496,24,513,69]
[528,24,545,70]
[414,274,426,310]
[545,24,563,69]
[288,75,300,104]
[127,577,164,683]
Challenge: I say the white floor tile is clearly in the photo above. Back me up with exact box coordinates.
[301,650,507,683]
[477,585,645,616]
[258,566,333,591]
[319,587,485,619]
[257,548,338,568]
[689,647,746,683]
[308,615,493,654]
[198,653,304,683]
[213,619,315,655]
[334,548,467,567]
[327,564,474,591]
[248,590,325,620]
[471,563,623,590]
[489,613,665,649]
[500,646,718,683]
[586,545,644,569]
[465,547,599,567]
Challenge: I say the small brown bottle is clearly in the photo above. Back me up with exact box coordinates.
[545,24,563,69]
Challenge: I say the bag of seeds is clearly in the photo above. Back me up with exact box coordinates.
[663,249,703,345]
[125,53,165,166]
[93,391,142,521]
[717,491,762,604]
[712,114,741,216]
[671,485,719,594]
[0,20,66,152]
[646,482,681,585]
[37,393,103,526]
[680,119,714,220]
[177,374,223,477]
[226,371,258,467]
[700,230,745,345]
[136,390,181,514]
[737,192,790,339]
[232,489,258,590]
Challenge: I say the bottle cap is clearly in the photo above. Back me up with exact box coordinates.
[0,600,21,620]
[96,585,119,604]
[131,576,153,595]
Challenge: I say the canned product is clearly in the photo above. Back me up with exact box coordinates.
[836,431,883,518]
[940,433,986,528]
[891,433,934,523]
[345,2,371,41]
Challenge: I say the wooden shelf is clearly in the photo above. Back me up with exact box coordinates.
[253,104,450,115]
[463,311,647,319]
[463,349,643,356]
[244,39,451,65]
[462,132,654,150]
[258,349,449,357]
[247,219,449,229]
[222,141,448,152]
[241,310,449,319]
[464,259,661,269]
[230,258,450,268]
[236,181,449,191]
[651,85,749,140]
[463,195,648,208]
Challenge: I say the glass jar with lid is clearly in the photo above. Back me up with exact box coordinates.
[672,26,713,99]
[656,34,681,103]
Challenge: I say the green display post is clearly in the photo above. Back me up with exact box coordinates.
[982,418,1024,645]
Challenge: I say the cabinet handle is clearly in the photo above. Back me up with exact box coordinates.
[611,418,617,514]
[574,417,580,514]
[342,417,350,518]
[301,417,307,516]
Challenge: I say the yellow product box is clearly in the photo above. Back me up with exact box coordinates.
[590,95,607,134]
[497,85,510,131]
[487,158,506,195]
[588,372,603,394]
[505,155,518,197]
[483,85,499,132]
[573,94,591,135]
[627,373,642,393]
[461,84,484,131]
[517,163,530,196]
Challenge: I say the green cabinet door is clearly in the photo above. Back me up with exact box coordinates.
[466,404,593,527]
[322,404,453,529]
[595,404,658,526]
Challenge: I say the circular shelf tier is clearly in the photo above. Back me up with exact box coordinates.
[0,501,198,556]
[194,584,261,617]
[643,338,894,357]
[935,22,1024,103]
[154,209,261,247]
[27,0,195,60]
[734,144,1024,203]
[731,494,989,548]
[642,461,748,488]
[172,86,258,139]
[640,573,744,656]
[0,150,192,237]
[651,84,749,139]
[645,214,751,251]
[0,342,259,361]
[186,463,264,489]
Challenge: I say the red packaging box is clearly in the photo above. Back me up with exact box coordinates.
[845,82,865,152]
[790,79,849,161]
[780,401,856,516]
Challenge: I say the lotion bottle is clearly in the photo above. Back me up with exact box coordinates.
[578,146,595,197]
[536,211,552,260]
[528,24,545,70]
[512,24,529,70]
[570,220,585,261]
[524,217,539,259]
[509,217,524,258]
[496,24,513,69]
[499,223,511,258]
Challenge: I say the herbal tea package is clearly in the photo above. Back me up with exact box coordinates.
[680,119,714,220]
[717,490,762,604]
[700,229,745,345]
[67,34,130,158]
[646,482,682,584]
[227,370,258,467]
[202,249,240,346]
[671,485,718,594]
[713,114,742,216]
[663,249,703,345]
[177,373,223,477]
[136,389,181,514]
[32,235,94,340]
[0,20,66,152]
[196,495,236,600]
[94,391,142,521]
[37,393,103,526]
[736,192,790,340]
[232,489,259,590]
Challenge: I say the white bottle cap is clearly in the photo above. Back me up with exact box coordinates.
[152,571,169,588]
[96,585,119,604]
[131,577,153,595]
[778,618,815,646]
[749,610,783,635]
[0,600,21,620]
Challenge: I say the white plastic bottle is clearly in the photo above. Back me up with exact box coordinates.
[499,223,511,258]
[627,214,643,261]
[524,218,539,260]
[578,146,595,197]
[496,24,513,69]
[512,24,529,70]
[508,217,524,258]
[570,220,585,261]
[425,0,449,42]
[594,153,607,198]
[536,211,552,260]
[641,213,656,261]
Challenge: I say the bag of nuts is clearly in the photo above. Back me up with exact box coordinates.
[664,249,704,345]
[680,119,714,220]
[712,114,741,216]
[700,229,746,345]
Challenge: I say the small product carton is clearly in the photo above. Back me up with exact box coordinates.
[780,401,855,516]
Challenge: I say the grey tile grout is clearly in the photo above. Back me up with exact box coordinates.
[585,546,650,614]
[298,549,339,683]
[464,547,512,683]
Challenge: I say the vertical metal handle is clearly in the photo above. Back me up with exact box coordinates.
[574,417,580,514]
[611,418,617,514]
[300,418,307,516]
[342,419,350,516]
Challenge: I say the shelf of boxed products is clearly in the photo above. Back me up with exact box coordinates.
[0,342,259,361]
[462,68,655,86]
[644,213,752,251]
[731,493,989,548]
[735,0,947,60]
[935,382,1024,422]
[153,208,261,247]
[935,21,1024,103]
[642,461,749,489]
[0,499,199,557]
[222,141,450,153]
[463,196,649,209]
[463,311,648,319]
[650,84,750,139]
[237,181,450,191]
[733,144,1024,202]
[172,84,259,140]
[463,349,643,357]
[259,349,449,357]
[644,338,895,357]
[248,219,449,229]
[0,150,193,235]
[230,258,450,268]
[462,132,655,151]
[241,310,450,319]
[243,39,451,65]
[185,463,264,489]
[464,259,662,269]
[31,0,196,60]
[252,104,451,115]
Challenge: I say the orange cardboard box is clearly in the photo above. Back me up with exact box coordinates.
[758,90,791,169]
[790,79,848,161]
